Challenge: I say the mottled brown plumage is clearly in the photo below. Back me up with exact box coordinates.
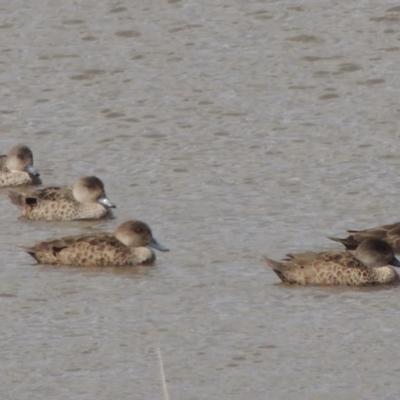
[330,221,400,252]
[8,176,115,221]
[264,238,400,286]
[23,220,169,267]
[0,144,41,186]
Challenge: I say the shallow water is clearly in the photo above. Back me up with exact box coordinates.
[1,1,400,399]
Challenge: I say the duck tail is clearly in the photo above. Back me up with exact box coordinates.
[263,256,287,281]
[328,236,359,250]
[263,256,283,270]
[20,245,39,261]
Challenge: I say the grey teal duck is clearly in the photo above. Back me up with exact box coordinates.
[9,176,115,221]
[330,221,400,253]
[264,238,400,286]
[0,144,41,186]
[23,220,169,267]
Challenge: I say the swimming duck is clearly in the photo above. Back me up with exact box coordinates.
[9,176,115,221]
[0,144,41,186]
[329,221,400,252]
[23,220,169,267]
[264,238,400,286]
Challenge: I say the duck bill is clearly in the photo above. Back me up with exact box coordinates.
[389,257,400,268]
[148,237,169,252]
[25,164,40,177]
[97,193,116,209]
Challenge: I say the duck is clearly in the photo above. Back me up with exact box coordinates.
[8,176,116,221]
[329,221,400,252]
[0,144,41,186]
[23,220,169,267]
[264,238,400,286]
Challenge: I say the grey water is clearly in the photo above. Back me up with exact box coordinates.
[1,1,400,399]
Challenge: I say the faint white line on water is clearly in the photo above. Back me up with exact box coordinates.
[157,347,170,400]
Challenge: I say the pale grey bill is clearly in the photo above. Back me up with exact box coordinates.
[26,164,40,177]
[98,193,116,209]
[148,237,169,252]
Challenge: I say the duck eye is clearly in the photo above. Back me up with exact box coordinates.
[135,228,143,233]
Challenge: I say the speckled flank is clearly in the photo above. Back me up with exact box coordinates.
[23,220,167,267]
[9,189,112,221]
[0,171,40,187]
[26,234,152,266]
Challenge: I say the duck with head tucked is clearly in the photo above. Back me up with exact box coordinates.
[264,238,400,286]
[329,221,400,253]
[23,220,169,267]
[0,144,41,186]
[8,176,116,221]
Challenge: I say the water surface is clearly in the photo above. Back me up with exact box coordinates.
[1,1,400,399]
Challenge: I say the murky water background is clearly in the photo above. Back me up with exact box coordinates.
[1,1,400,399]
